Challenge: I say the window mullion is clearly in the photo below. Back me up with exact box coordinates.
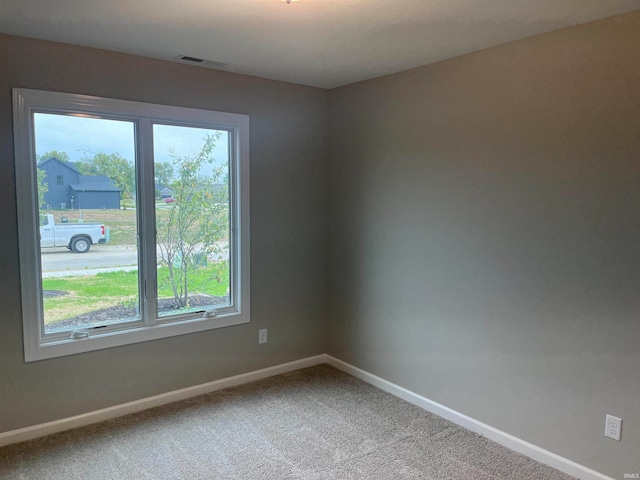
[138,118,158,325]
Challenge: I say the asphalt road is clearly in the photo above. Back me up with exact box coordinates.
[40,244,229,278]
[41,245,139,272]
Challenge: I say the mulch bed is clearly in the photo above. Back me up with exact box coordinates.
[45,293,227,331]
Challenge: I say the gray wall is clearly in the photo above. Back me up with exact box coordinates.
[328,12,640,479]
[0,34,328,431]
[75,190,120,210]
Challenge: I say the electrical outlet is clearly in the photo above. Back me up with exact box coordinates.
[605,414,622,441]
[258,329,267,344]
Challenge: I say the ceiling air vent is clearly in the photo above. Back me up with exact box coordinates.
[180,55,204,63]
[174,55,229,70]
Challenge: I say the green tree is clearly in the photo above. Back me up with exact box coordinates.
[38,150,71,163]
[77,152,135,198]
[154,161,175,189]
[156,134,229,309]
[37,168,48,209]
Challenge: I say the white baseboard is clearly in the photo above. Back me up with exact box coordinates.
[325,355,613,480]
[0,354,327,448]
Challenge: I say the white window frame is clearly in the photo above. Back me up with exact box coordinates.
[13,88,250,362]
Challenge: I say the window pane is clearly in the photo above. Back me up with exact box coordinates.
[34,113,141,334]
[153,124,231,317]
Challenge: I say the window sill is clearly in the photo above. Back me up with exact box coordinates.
[26,312,249,362]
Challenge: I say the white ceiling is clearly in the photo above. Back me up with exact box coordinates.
[0,0,638,88]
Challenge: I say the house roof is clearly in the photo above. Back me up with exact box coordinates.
[37,157,81,174]
[39,158,122,192]
[79,175,112,184]
[70,184,121,193]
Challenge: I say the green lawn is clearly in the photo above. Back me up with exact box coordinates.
[43,264,229,325]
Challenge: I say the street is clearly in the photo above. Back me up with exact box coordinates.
[40,243,228,278]
[41,245,139,272]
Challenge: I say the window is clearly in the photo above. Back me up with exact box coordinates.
[13,88,250,362]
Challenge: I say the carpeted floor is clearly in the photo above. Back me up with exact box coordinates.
[0,364,575,479]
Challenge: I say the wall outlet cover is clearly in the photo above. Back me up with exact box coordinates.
[605,414,622,441]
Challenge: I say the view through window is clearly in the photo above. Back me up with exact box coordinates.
[35,113,141,334]
[153,124,231,319]
[35,115,233,333]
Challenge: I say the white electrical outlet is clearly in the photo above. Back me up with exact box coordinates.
[605,414,622,441]
[258,329,267,344]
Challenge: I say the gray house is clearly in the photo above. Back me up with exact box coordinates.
[155,184,174,199]
[38,157,121,209]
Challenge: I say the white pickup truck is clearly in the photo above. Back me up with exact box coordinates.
[39,213,109,253]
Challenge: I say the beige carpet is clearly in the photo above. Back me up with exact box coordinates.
[0,364,575,479]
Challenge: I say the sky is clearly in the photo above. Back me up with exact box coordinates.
[33,113,230,174]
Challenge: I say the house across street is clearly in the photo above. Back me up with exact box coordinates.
[38,157,121,209]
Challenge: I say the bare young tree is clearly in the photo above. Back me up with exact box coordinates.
[156,133,229,309]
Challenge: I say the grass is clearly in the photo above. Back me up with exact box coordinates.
[43,263,230,325]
